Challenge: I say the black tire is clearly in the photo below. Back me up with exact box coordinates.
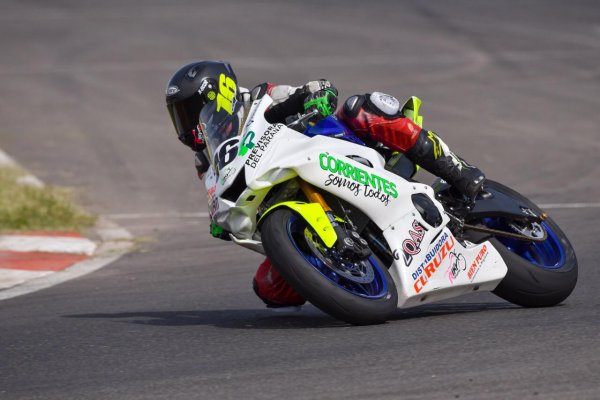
[483,181,578,307]
[261,209,398,325]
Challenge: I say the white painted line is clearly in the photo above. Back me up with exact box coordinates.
[0,235,97,255]
[0,270,53,290]
[107,211,210,219]
[94,217,133,242]
[539,202,600,209]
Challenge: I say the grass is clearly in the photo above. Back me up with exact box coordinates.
[0,166,96,233]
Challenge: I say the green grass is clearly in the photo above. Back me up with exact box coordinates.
[0,166,96,233]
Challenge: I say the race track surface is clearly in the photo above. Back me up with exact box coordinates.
[1,0,599,399]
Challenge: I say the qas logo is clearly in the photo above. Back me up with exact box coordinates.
[401,220,428,266]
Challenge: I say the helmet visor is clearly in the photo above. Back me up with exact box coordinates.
[167,92,205,138]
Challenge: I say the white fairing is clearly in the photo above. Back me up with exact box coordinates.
[204,95,508,308]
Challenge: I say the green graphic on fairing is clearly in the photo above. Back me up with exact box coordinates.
[239,130,256,156]
[319,153,398,198]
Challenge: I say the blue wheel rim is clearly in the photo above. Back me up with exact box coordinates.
[286,215,389,299]
[483,218,566,269]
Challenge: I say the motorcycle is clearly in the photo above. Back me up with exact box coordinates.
[201,93,578,325]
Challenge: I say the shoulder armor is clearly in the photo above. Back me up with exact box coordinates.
[367,92,401,117]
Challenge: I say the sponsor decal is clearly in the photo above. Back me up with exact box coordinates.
[245,124,282,168]
[207,185,216,200]
[220,167,237,185]
[319,153,398,206]
[401,220,428,266]
[187,67,198,78]
[323,174,360,195]
[411,232,455,293]
[239,131,256,156]
[323,173,393,206]
[467,244,489,281]
[199,79,209,93]
[207,185,218,219]
[446,250,467,284]
[198,79,217,102]
[412,232,448,280]
[166,85,180,96]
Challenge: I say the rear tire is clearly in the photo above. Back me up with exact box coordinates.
[483,181,578,307]
[261,209,398,325]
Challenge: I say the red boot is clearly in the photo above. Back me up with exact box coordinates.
[252,258,306,307]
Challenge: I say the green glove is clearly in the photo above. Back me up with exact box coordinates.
[210,221,231,241]
[303,88,338,118]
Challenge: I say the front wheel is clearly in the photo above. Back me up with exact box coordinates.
[261,209,398,325]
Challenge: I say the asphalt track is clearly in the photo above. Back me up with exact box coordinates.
[1,1,599,399]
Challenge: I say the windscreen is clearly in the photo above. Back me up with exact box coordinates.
[199,99,244,169]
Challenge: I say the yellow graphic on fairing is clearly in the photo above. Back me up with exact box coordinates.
[259,201,338,248]
[216,73,237,115]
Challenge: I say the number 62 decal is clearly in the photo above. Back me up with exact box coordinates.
[214,138,240,170]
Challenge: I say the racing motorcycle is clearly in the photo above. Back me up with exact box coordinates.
[201,93,578,325]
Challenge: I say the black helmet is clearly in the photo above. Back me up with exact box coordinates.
[166,61,238,150]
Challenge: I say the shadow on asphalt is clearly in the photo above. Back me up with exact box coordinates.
[64,302,519,329]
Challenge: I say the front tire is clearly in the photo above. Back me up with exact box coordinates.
[261,209,398,325]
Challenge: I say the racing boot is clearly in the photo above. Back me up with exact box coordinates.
[405,130,485,199]
[337,92,485,199]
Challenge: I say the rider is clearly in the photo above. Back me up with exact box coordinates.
[166,60,485,308]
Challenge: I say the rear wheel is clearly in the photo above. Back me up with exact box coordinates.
[479,181,578,307]
[261,209,397,325]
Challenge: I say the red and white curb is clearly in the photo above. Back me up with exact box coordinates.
[0,232,96,290]
[0,149,133,301]
[0,218,133,301]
